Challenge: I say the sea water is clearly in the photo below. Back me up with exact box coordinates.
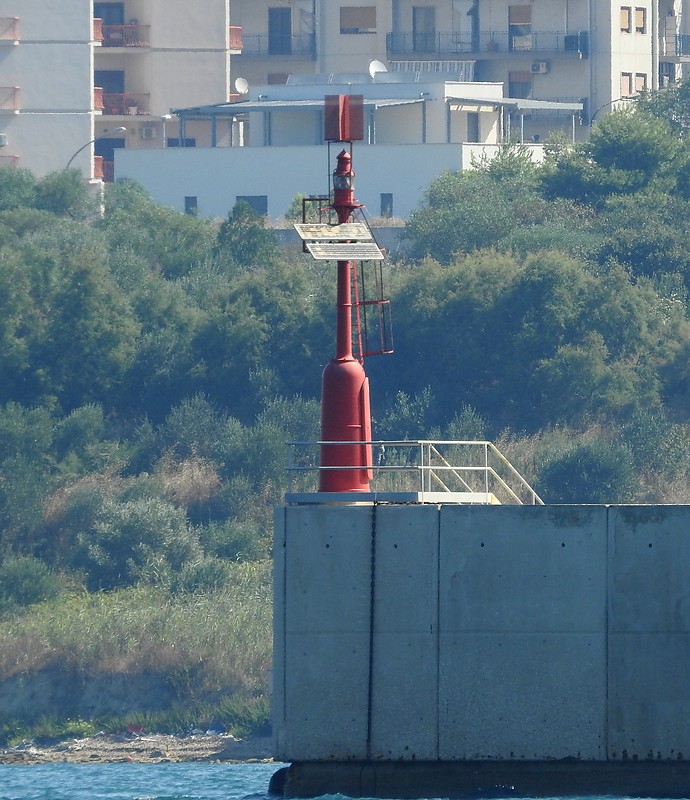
[0,762,688,800]
[0,761,284,800]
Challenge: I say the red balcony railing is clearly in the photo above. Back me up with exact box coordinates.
[94,86,104,111]
[229,25,243,50]
[94,155,104,179]
[0,17,18,41]
[103,92,150,115]
[93,17,103,42]
[101,24,150,47]
[0,86,19,111]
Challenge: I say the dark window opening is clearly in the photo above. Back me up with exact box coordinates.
[380,193,393,218]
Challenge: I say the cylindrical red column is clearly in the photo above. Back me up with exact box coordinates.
[319,148,372,492]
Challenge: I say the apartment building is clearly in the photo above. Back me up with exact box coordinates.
[0,0,239,180]
[232,0,690,136]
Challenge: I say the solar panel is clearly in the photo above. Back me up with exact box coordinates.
[294,223,373,242]
[306,241,384,261]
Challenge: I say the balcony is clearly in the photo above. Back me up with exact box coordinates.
[386,30,589,58]
[0,86,19,112]
[0,17,19,43]
[103,92,150,116]
[238,32,316,59]
[98,23,151,48]
[661,33,690,61]
[229,25,243,50]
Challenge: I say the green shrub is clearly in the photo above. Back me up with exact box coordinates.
[537,440,637,503]
[170,557,234,595]
[0,556,61,610]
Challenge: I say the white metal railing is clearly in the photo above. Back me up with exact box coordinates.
[287,440,544,505]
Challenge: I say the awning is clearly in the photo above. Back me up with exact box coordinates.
[447,97,583,113]
[173,97,425,119]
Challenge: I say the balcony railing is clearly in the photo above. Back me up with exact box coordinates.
[0,17,19,42]
[100,23,150,47]
[94,155,104,179]
[386,30,589,57]
[93,17,103,42]
[662,33,690,58]
[229,25,243,50]
[103,92,150,115]
[94,86,104,111]
[0,86,19,111]
[0,154,18,168]
[239,32,316,58]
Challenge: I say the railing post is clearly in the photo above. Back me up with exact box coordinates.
[484,443,489,497]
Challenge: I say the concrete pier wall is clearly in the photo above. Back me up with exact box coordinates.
[273,504,690,770]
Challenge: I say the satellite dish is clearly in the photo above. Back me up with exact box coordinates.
[368,59,387,79]
[235,77,249,94]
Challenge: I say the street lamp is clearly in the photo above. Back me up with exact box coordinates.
[65,126,127,170]
[161,114,172,146]
[590,96,637,124]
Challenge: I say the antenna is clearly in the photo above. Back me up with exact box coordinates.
[234,77,249,94]
[368,59,387,79]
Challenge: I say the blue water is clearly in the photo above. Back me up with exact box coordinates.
[0,762,284,800]
[1,762,688,800]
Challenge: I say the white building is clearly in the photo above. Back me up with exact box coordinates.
[231,0,690,135]
[116,73,581,219]
[0,0,239,180]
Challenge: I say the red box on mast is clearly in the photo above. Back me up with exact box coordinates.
[324,94,364,142]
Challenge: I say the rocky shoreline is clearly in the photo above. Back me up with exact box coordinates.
[0,732,274,765]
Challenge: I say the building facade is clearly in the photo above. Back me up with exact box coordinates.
[232,0,690,135]
[0,0,239,180]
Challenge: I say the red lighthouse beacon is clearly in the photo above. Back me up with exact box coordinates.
[319,146,372,492]
[295,95,392,493]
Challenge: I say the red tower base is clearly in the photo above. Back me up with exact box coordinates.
[319,357,372,492]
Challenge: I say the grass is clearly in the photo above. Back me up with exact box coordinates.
[0,560,273,746]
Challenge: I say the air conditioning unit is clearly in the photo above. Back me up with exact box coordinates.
[531,61,548,74]
[140,124,157,140]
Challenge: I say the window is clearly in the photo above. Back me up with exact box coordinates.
[413,7,436,53]
[268,7,292,55]
[620,6,632,33]
[620,72,633,96]
[268,73,289,85]
[184,197,198,216]
[635,72,647,93]
[167,138,196,148]
[467,111,480,143]
[508,71,532,99]
[340,7,376,34]
[509,5,532,51]
[380,193,393,218]
[634,7,646,34]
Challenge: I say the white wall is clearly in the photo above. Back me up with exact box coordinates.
[116,142,465,219]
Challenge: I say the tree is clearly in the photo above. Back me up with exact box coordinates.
[215,200,279,269]
[637,78,690,137]
[540,108,682,204]
[0,169,36,212]
[35,170,94,218]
